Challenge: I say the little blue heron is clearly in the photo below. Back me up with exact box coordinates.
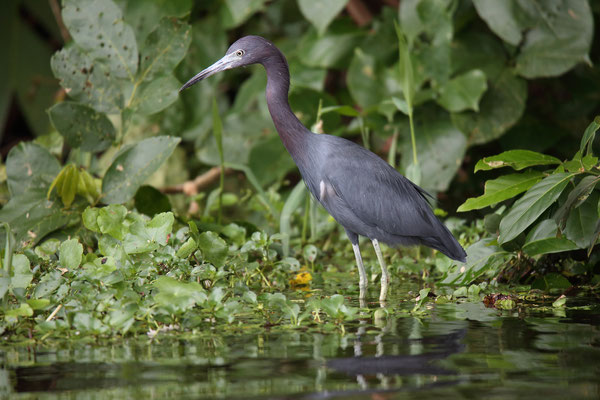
[181,36,466,301]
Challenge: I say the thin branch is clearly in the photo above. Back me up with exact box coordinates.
[161,166,231,195]
[49,0,71,43]
[346,0,373,27]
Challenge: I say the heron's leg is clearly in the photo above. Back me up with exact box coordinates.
[351,242,367,299]
[372,239,389,302]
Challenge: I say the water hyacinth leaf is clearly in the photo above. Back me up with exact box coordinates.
[458,171,544,212]
[452,69,526,146]
[474,150,562,173]
[59,238,83,270]
[198,231,228,268]
[437,69,487,113]
[145,212,174,246]
[50,46,123,113]
[11,254,33,289]
[134,185,172,217]
[48,102,116,152]
[498,173,575,244]
[130,75,180,115]
[61,0,138,80]
[564,192,600,248]
[5,142,60,197]
[138,18,191,81]
[102,136,180,204]
[297,0,348,35]
[97,204,128,240]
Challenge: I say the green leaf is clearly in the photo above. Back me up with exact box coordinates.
[437,69,487,113]
[452,69,526,146]
[297,21,362,69]
[564,192,600,248]
[554,175,599,227]
[531,273,572,291]
[197,232,228,268]
[297,0,348,35]
[138,18,191,81]
[82,207,100,232]
[11,254,32,289]
[50,46,123,113]
[0,189,72,249]
[27,298,50,310]
[580,116,600,156]
[395,21,415,110]
[457,171,544,212]
[59,238,83,270]
[440,238,508,285]
[220,0,267,28]
[522,219,579,256]
[146,212,174,245]
[62,0,138,80]
[48,102,115,152]
[122,0,193,45]
[5,142,60,197]
[102,136,181,204]
[153,276,206,313]
[514,1,593,78]
[498,173,575,244]
[134,185,171,217]
[471,0,524,46]
[5,303,33,318]
[98,204,128,240]
[176,237,197,259]
[248,136,297,186]
[474,150,562,172]
[347,48,386,109]
[130,74,180,115]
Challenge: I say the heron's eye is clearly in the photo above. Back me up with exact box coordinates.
[235,49,244,57]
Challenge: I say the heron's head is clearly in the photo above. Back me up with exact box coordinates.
[180,36,276,91]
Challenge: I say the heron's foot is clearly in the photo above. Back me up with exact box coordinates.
[379,278,389,302]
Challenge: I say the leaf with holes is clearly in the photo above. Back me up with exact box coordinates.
[62,0,138,79]
[102,136,180,204]
[138,18,191,81]
[48,102,115,152]
[474,150,561,172]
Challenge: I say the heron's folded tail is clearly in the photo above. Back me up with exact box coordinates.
[424,224,467,263]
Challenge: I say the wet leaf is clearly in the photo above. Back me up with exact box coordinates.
[48,102,115,152]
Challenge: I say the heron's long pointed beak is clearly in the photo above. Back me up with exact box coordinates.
[179,52,238,92]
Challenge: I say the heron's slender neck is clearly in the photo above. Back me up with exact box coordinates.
[261,49,310,160]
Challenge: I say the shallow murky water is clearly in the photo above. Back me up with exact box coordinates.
[2,282,600,399]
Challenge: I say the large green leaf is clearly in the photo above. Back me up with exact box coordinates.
[248,136,296,186]
[62,0,138,80]
[59,239,83,270]
[437,69,487,113]
[0,189,73,249]
[473,0,593,78]
[347,48,387,109]
[221,0,267,28]
[554,175,599,227]
[440,238,508,285]
[130,75,180,115]
[102,136,181,204]
[451,32,507,81]
[123,0,193,45]
[474,150,562,172]
[580,116,600,155]
[458,171,544,212]
[5,142,61,197]
[451,69,526,146]
[522,219,578,257]
[297,0,348,35]
[297,21,363,69]
[48,102,116,152]
[498,173,576,244]
[153,276,206,313]
[138,18,191,81]
[564,192,599,248]
[51,46,124,114]
[400,108,467,192]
